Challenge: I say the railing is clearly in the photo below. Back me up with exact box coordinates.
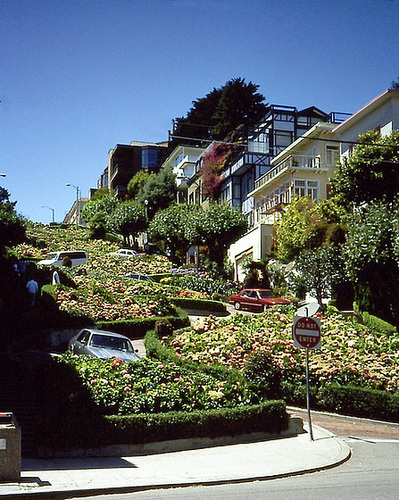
[175,154,200,169]
[328,111,352,124]
[230,152,270,175]
[253,155,321,191]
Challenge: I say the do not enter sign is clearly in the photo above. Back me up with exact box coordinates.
[293,316,321,350]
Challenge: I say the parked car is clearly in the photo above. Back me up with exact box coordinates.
[111,248,143,258]
[124,272,153,281]
[229,288,291,312]
[38,250,88,268]
[68,329,141,362]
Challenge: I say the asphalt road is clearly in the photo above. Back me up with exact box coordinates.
[289,406,399,440]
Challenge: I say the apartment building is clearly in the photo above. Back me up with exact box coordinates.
[107,141,168,197]
[227,89,399,281]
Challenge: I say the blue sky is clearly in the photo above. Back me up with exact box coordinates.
[1,0,398,223]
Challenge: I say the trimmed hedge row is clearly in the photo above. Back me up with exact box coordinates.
[171,297,227,312]
[361,311,397,335]
[317,384,399,421]
[104,401,288,445]
[96,311,190,339]
[282,380,399,422]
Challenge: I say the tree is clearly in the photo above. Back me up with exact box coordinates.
[276,197,349,308]
[172,78,268,144]
[91,187,111,201]
[137,165,177,219]
[332,130,399,325]
[148,203,200,264]
[186,202,248,271]
[276,197,346,263]
[211,78,267,140]
[0,187,26,249]
[390,76,399,90]
[294,246,346,308]
[126,171,152,200]
[107,200,147,247]
[173,86,222,145]
[81,195,119,224]
[344,201,399,328]
[331,130,399,207]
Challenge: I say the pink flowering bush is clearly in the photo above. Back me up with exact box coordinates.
[62,352,256,415]
[164,307,399,393]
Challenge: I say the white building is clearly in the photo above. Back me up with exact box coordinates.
[228,89,399,281]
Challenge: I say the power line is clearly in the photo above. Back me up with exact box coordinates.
[170,132,399,150]
[169,134,247,148]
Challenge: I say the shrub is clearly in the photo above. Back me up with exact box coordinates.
[105,400,288,445]
[317,384,399,421]
[361,311,397,336]
[171,297,227,312]
[155,318,174,338]
[243,349,282,398]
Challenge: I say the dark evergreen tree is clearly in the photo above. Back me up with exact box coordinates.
[172,78,268,145]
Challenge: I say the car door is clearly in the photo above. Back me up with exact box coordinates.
[246,290,262,311]
[239,290,253,309]
[74,330,91,355]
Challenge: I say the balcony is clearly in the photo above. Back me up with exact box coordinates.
[230,152,271,176]
[253,154,324,192]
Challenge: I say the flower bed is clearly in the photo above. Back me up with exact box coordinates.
[16,224,211,322]
[61,352,258,415]
[164,307,399,394]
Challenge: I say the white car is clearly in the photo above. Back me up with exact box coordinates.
[111,248,141,258]
[68,329,141,363]
[38,250,88,268]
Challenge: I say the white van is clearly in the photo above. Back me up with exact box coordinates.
[38,250,88,268]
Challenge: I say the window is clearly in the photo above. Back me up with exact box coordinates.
[294,180,319,201]
[142,148,159,169]
[326,145,339,166]
[248,132,268,153]
[274,131,294,154]
[294,180,306,197]
[233,182,241,199]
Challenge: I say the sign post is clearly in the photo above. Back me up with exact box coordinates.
[293,315,321,441]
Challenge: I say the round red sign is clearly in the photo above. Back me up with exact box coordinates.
[293,316,321,349]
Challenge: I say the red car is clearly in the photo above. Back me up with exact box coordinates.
[229,288,291,312]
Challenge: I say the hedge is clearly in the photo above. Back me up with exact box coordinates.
[104,401,288,445]
[96,310,189,339]
[317,384,399,421]
[171,297,227,312]
[361,311,397,335]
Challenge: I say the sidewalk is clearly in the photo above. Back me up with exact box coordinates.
[0,423,350,499]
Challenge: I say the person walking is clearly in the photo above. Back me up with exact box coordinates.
[26,275,39,308]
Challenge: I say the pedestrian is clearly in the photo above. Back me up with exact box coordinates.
[52,270,60,285]
[26,275,39,308]
[18,259,27,284]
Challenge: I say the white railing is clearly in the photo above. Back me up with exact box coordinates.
[254,155,321,191]
[175,154,199,169]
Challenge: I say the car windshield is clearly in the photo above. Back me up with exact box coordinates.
[90,334,133,351]
[46,253,58,261]
[258,291,273,298]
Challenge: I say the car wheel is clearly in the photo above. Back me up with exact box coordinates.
[234,302,241,310]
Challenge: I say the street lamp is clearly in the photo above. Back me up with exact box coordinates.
[41,205,55,223]
[0,173,5,177]
[66,183,81,227]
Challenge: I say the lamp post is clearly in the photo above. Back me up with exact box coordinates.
[41,205,55,223]
[66,183,80,227]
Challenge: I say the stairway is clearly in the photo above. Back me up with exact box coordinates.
[0,359,43,457]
